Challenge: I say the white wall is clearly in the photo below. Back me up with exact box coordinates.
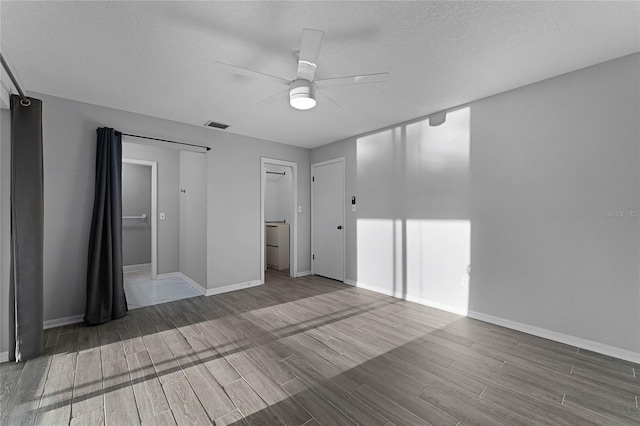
[0,81,10,110]
[122,142,180,273]
[0,92,311,355]
[265,165,292,225]
[278,171,293,226]
[265,180,279,221]
[311,53,640,359]
[354,108,471,314]
[179,150,207,287]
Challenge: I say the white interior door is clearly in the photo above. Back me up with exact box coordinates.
[312,159,345,281]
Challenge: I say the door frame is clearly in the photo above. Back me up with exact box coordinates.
[260,157,298,284]
[311,157,346,282]
[122,158,158,279]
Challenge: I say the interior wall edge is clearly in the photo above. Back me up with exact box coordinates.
[178,272,206,296]
[467,310,640,364]
[205,279,262,296]
[345,279,469,316]
[43,314,84,330]
[345,277,639,363]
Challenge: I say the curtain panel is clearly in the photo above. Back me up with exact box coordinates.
[9,94,44,361]
[85,127,127,325]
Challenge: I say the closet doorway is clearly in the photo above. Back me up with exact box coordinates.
[260,158,298,283]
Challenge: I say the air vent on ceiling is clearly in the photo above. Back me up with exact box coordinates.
[204,120,229,130]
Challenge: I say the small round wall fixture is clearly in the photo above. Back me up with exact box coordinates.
[289,79,317,110]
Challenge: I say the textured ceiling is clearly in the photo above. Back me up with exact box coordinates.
[1,1,638,148]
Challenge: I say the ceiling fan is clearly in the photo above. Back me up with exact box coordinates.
[216,29,389,110]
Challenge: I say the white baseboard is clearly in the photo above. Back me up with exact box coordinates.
[345,280,639,363]
[178,272,206,296]
[468,310,640,364]
[206,279,262,296]
[44,314,84,329]
[348,280,468,316]
[123,263,151,273]
[155,272,179,280]
[0,351,8,363]
[296,271,312,277]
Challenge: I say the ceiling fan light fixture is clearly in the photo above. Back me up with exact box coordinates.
[289,79,317,110]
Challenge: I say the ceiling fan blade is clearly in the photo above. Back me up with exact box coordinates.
[253,88,290,106]
[315,72,389,88]
[316,88,342,109]
[297,29,324,81]
[216,61,290,86]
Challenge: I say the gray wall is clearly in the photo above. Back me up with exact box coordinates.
[310,139,358,283]
[122,142,180,273]
[311,53,640,354]
[0,110,9,356]
[179,150,207,286]
[2,54,636,358]
[122,162,152,266]
[0,92,311,355]
[468,53,639,353]
[206,135,311,287]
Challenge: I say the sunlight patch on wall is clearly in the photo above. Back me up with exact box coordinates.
[356,219,397,291]
[406,219,470,314]
[354,107,471,315]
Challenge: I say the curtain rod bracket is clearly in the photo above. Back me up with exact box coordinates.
[0,52,30,107]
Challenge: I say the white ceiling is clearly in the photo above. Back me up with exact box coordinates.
[1,1,638,149]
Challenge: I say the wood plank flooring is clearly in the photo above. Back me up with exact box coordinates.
[2,269,639,425]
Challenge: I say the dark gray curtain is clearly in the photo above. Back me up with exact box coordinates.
[9,94,44,361]
[84,127,127,325]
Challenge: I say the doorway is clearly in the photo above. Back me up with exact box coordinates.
[121,140,207,309]
[260,158,298,284]
[122,158,158,278]
[311,158,345,281]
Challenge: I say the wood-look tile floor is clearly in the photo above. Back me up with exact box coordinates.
[2,270,639,425]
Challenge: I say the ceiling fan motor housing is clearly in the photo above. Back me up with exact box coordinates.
[289,79,317,110]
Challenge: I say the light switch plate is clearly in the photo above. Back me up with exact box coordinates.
[462,274,469,288]
[298,206,302,213]
[160,213,166,220]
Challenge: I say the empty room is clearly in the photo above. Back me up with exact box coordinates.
[1,1,639,425]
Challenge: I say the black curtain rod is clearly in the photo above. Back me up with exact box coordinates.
[117,132,211,151]
[0,52,31,106]
[266,171,285,175]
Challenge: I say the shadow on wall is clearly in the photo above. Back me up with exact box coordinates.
[355,107,471,314]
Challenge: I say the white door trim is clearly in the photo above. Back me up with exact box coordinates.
[122,158,158,279]
[311,157,346,282]
[260,157,298,284]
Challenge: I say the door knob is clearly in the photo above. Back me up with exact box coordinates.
[337,226,343,230]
